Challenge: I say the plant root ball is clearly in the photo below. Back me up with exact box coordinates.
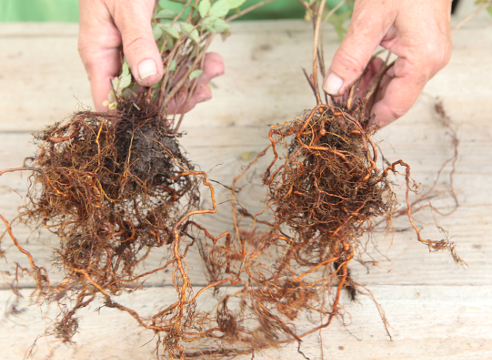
[264,102,395,251]
[21,106,199,301]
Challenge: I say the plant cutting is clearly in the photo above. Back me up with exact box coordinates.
[0,0,463,358]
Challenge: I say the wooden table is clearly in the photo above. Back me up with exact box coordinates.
[1,8,491,360]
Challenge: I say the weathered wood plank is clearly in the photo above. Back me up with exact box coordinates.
[1,285,491,360]
[1,113,491,287]
[1,19,492,131]
[1,14,492,360]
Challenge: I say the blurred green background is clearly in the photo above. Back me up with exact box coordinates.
[0,0,348,22]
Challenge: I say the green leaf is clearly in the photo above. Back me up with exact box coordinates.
[108,102,118,110]
[160,25,181,39]
[198,0,211,18]
[152,25,163,40]
[209,0,230,17]
[179,22,194,34]
[107,90,115,103]
[180,22,200,43]
[121,61,130,77]
[111,77,120,90]
[155,9,178,20]
[212,17,229,32]
[226,0,246,9]
[190,29,200,43]
[189,69,203,80]
[202,17,215,32]
[119,74,132,89]
[202,16,229,33]
[169,60,176,71]
[162,37,175,51]
[166,0,187,4]
[487,5,492,16]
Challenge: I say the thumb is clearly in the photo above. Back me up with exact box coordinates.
[112,2,164,86]
[323,4,390,96]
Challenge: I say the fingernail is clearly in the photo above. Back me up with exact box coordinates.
[138,59,157,80]
[323,72,344,95]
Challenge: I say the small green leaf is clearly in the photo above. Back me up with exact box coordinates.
[155,9,178,19]
[209,0,230,17]
[108,102,118,110]
[166,0,187,4]
[179,22,194,34]
[202,17,215,32]
[487,5,492,16]
[162,37,175,51]
[119,74,132,89]
[179,22,200,43]
[111,77,120,90]
[152,25,163,40]
[202,16,229,33]
[169,60,176,71]
[189,69,203,80]
[160,25,180,39]
[226,0,246,9]
[198,0,211,17]
[107,90,115,103]
[121,61,130,77]
[189,29,200,43]
[212,17,229,32]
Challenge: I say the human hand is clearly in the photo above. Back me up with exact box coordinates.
[322,0,453,129]
[78,0,224,113]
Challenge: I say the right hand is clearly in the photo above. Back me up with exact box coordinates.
[322,0,453,129]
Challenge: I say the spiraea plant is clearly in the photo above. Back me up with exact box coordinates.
[0,0,462,358]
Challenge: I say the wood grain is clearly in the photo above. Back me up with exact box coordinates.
[1,286,491,360]
[1,13,492,359]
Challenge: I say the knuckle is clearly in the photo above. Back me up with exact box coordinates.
[380,103,407,125]
[421,38,452,72]
[123,34,154,55]
[388,106,407,120]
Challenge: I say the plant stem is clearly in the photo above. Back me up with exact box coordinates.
[227,0,281,22]
[452,1,492,33]
[312,0,328,104]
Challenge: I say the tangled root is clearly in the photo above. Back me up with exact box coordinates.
[0,96,460,358]
[185,98,460,357]
[15,102,199,341]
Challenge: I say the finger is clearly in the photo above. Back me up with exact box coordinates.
[170,83,212,114]
[112,1,164,86]
[370,59,426,129]
[371,34,452,129]
[196,52,224,85]
[167,53,222,114]
[354,57,385,99]
[78,0,123,111]
[83,49,122,112]
[323,1,393,96]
